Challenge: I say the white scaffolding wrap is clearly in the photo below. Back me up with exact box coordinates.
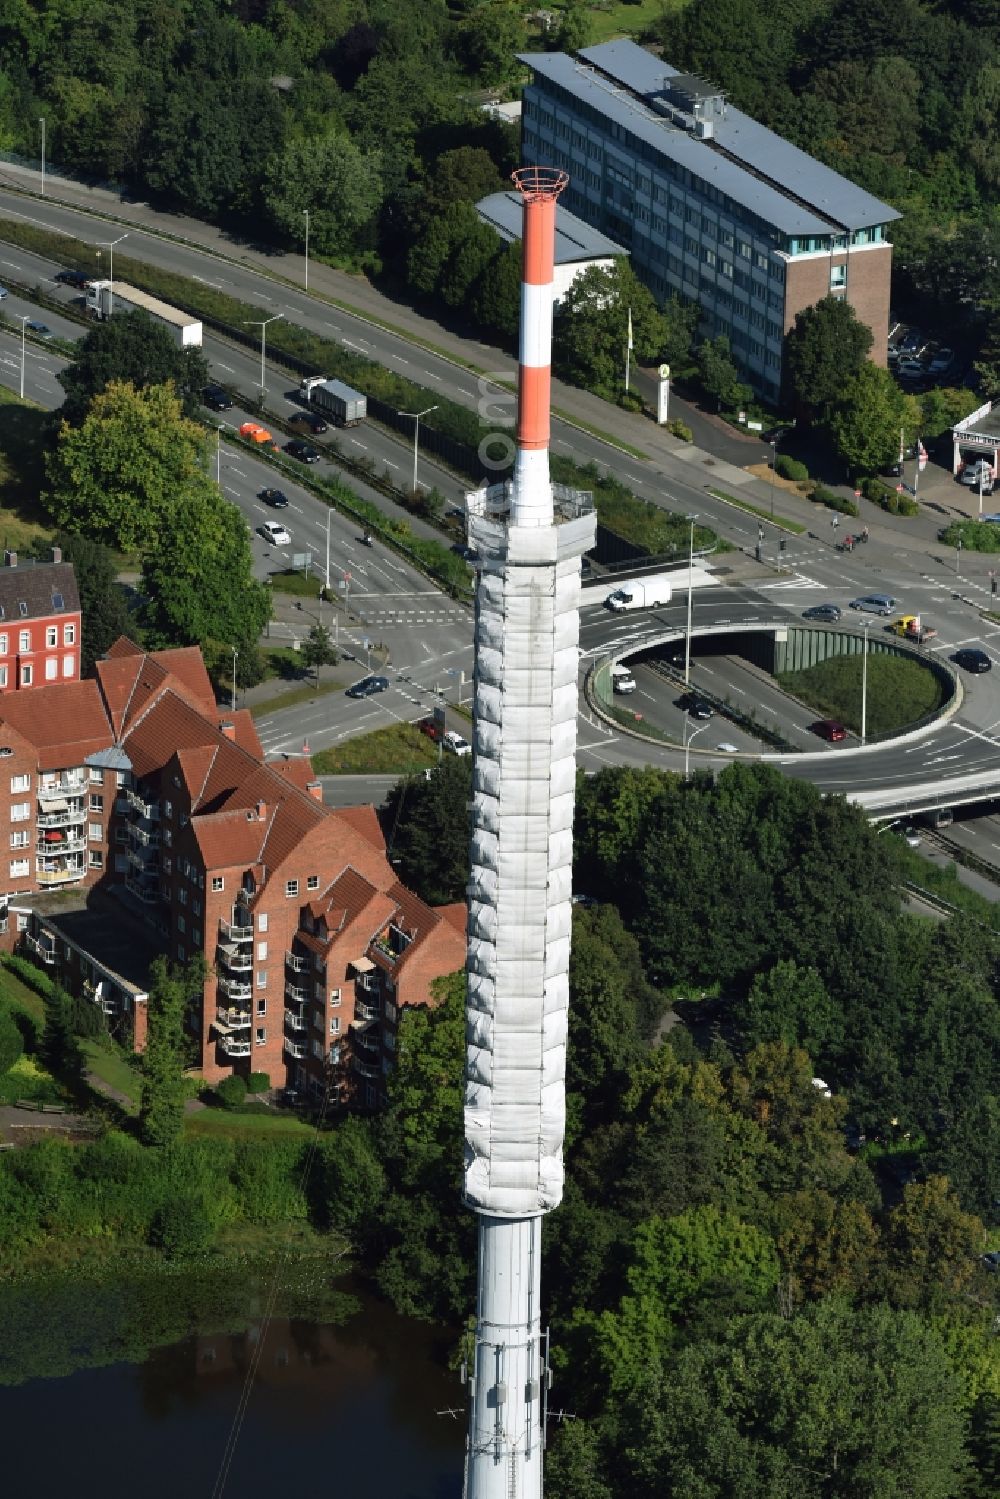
[463,495,596,1218]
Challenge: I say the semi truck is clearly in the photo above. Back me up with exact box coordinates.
[604,574,673,612]
[85,280,203,348]
[300,376,366,426]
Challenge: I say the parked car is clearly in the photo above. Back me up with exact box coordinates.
[899,329,925,355]
[54,268,89,288]
[715,742,739,753]
[850,594,897,615]
[929,347,955,374]
[259,521,291,545]
[285,438,320,464]
[678,693,713,720]
[26,321,52,338]
[896,357,927,379]
[0,285,8,300]
[259,487,288,508]
[288,411,329,436]
[442,730,472,757]
[417,716,444,741]
[960,460,993,487]
[803,603,842,622]
[346,674,390,699]
[203,383,233,411]
[811,719,847,742]
[954,647,992,673]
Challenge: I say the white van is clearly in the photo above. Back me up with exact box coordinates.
[611,664,637,694]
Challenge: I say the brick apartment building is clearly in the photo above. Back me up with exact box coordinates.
[0,548,81,692]
[520,40,901,400]
[7,637,465,1105]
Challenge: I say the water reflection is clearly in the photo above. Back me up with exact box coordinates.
[6,1291,464,1499]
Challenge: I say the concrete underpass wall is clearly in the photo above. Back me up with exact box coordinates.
[773,626,906,675]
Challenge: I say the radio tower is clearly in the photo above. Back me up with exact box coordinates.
[463,167,595,1499]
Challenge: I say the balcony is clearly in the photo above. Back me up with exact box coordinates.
[37,864,85,887]
[37,805,86,829]
[355,1032,381,1060]
[216,1007,252,1031]
[352,1057,380,1081]
[284,1039,308,1060]
[284,1008,308,1032]
[285,983,309,1003]
[285,952,309,973]
[40,774,85,797]
[126,788,160,820]
[128,826,160,849]
[355,1000,381,1024]
[218,975,251,1001]
[39,832,86,855]
[125,876,160,905]
[126,844,159,869]
[23,932,56,964]
[219,918,252,943]
[219,1035,251,1059]
[217,943,252,973]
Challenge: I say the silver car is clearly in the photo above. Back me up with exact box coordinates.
[850,594,897,616]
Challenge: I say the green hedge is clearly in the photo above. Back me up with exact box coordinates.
[775,454,809,482]
[860,478,920,516]
[940,520,1000,552]
[811,485,860,518]
[550,456,722,557]
[2,954,56,1001]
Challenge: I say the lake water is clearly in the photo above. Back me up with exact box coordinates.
[2,1290,465,1499]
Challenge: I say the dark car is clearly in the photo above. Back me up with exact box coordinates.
[54,268,89,288]
[811,719,847,742]
[803,604,842,623]
[203,384,233,411]
[417,716,444,741]
[678,693,713,720]
[954,647,992,674]
[26,321,52,338]
[346,675,390,699]
[285,438,320,464]
[259,487,288,508]
[288,411,329,436]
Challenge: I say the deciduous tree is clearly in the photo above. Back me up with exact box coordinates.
[827,363,921,475]
[30,531,132,674]
[300,622,338,683]
[57,310,209,426]
[381,754,472,905]
[139,957,205,1149]
[782,294,873,421]
[262,130,384,260]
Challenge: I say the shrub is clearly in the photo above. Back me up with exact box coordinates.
[149,1194,215,1258]
[668,419,693,441]
[860,478,919,516]
[247,1071,271,1095]
[775,454,809,482]
[811,485,859,517]
[216,1074,247,1109]
[3,953,56,1000]
[940,520,1000,553]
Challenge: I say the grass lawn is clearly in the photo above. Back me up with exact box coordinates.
[250,677,344,720]
[312,722,438,775]
[776,653,945,738]
[269,568,324,598]
[707,487,808,535]
[80,1038,141,1107]
[0,387,57,552]
[0,963,46,1030]
[0,1052,66,1105]
[573,0,686,45]
[185,1108,317,1140]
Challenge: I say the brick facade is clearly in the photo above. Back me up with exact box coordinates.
[0,552,82,693]
[783,243,893,366]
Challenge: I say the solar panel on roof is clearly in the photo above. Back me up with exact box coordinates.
[52,592,64,610]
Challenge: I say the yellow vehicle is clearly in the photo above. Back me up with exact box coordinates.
[890,614,936,643]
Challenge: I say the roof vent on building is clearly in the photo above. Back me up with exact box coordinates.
[219,720,236,741]
[51,546,62,565]
[256,800,267,821]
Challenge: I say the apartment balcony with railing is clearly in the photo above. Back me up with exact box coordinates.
[37,803,86,830]
[38,831,86,856]
[217,942,252,973]
[352,1056,380,1080]
[219,917,253,943]
[354,999,381,1024]
[284,1008,309,1033]
[218,975,252,1001]
[355,1030,381,1060]
[286,951,309,973]
[39,773,85,797]
[23,931,56,964]
[126,788,160,821]
[285,982,309,1003]
[284,1039,308,1060]
[219,1035,251,1059]
[37,860,86,887]
[126,843,160,870]
[125,873,160,905]
[216,1006,252,1031]
[128,825,161,849]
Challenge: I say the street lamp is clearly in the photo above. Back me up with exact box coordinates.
[860,618,873,747]
[245,313,283,403]
[231,648,238,713]
[398,405,438,495]
[683,717,710,779]
[39,118,45,196]
[97,233,129,314]
[684,513,698,687]
[16,315,29,400]
[303,210,310,291]
[325,504,332,592]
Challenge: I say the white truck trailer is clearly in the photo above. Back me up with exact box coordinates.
[300,375,367,426]
[85,280,203,348]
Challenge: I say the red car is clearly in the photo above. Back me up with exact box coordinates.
[417,717,444,742]
[811,719,847,742]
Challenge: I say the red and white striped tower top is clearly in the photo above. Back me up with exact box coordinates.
[510,166,568,527]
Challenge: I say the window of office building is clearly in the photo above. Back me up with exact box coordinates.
[830,263,847,289]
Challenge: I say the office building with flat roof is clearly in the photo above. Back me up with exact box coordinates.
[519,40,901,400]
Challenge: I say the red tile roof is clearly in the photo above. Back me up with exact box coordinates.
[0,680,112,770]
[270,755,319,792]
[333,804,385,851]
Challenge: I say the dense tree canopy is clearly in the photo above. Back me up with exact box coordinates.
[56,311,209,427]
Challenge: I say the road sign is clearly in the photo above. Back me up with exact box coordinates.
[747,420,764,432]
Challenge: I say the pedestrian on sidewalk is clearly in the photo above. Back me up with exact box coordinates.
[831,516,839,531]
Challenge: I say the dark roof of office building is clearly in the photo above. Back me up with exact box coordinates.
[520,42,900,237]
[476,190,627,263]
[0,559,80,623]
